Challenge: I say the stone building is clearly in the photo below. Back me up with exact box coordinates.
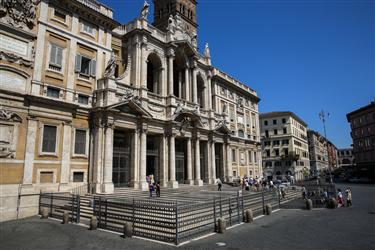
[260,112,310,181]
[346,101,375,178]
[307,130,328,177]
[337,148,355,168]
[0,0,262,220]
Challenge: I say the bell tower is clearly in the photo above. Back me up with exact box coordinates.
[153,0,198,36]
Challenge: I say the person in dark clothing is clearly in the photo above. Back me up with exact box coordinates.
[217,178,222,191]
[156,181,161,197]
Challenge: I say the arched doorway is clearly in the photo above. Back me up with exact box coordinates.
[147,53,162,94]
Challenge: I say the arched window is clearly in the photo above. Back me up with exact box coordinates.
[197,74,205,108]
[147,53,162,94]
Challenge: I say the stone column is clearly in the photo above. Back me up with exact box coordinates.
[186,137,193,185]
[225,142,233,182]
[192,66,198,103]
[93,124,104,193]
[167,48,175,96]
[169,133,178,188]
[60,123,72,185]
[153,70,158,93]
[140,36,148,89]
[23,118,38,185]
[139,126,148,191]
[102,125,114,194]
[206,142,211,183]
[178,71,182,98]
[194,135,203,186]
[207,75,212,110]
[184,67,190,101]
[210,141,216,184]
[159,135,168,187]
[130,129,139,189]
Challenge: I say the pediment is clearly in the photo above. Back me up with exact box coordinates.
[174,111,203,128]
[106,99,152,118]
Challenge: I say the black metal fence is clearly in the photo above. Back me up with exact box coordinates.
[39,187,301,245]
[39,192,80,223]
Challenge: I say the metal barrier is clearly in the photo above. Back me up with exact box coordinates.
[39,192,80,223]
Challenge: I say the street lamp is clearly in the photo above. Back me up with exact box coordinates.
[319,110,333,183]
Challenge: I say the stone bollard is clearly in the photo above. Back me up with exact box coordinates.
[265,204,272,215]
[90,216,98,230]
[327,198,338,209]
[123,222,133,238]
[217,218,226,233]
[62,211,70,224]
[305,199,313,210]
[41,207,49,219]
[244,209,254,223]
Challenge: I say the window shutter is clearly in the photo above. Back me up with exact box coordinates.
[75,54,82,72]
[56,47,63,66]
[50,45,57,65]
[90,59,96,77]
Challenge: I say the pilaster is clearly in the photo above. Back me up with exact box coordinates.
[23,118,38,185]
[102,123,114,194]
[60,122,72,185]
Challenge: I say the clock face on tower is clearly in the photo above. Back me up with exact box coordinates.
[152,0,198,37]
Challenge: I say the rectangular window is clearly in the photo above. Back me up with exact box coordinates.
[248,151,252,163]
[273,119,277,125]
[254,152,257,162]
[42,125,57,153]
[232,149,236,162]
[265,130,269,138]
[78,94,89,105]
[75,54,96,77]
[284,149,289,156]
[54,9,66,22]
[264,120,268,126]
[266,150,270,157]
[81,21,94,35]
[40,171,54,183]
[46,86,60,98]
[275,149,279,156]
[274,129,278,135]
[49,44,63,71]
[73,172,84,182]
[273,140,280,146]
[74,129,86,155]
[283,128,287,134]
[282,118,286,123]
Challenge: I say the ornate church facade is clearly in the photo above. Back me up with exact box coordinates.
[0,0,262,207]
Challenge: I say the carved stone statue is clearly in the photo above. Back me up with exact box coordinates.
[104,52,116,78]
[0,0,40,30]
[204,43,211,58]
[174,101,184,117]
[166,15,176,33]
[191,32,198,49]
[139,1,149,20]
[222,102,228,115]
[121,88,134,101]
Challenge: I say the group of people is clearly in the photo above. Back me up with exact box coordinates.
[337,187,353,207]
[147,175,161,198]
[241,176,262,191]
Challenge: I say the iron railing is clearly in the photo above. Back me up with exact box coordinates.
[39,192,80,223]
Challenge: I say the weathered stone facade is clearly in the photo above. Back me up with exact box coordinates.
[0,0,262,221]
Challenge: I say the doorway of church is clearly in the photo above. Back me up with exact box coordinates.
[112,130,131,187]
[146,136,160,182]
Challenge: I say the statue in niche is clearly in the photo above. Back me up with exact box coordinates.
[222,102,228,115]
[174,101,184,117]
[104,52,116,78]
[191,32,198,49]
[139,1,149,20]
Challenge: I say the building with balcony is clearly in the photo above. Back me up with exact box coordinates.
[347,101,375,178]
[260,112,310,181]
[0,0,262,220]
[307,130,328,176]
[338,148,355,168]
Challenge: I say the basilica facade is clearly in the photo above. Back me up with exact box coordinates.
[0,0,262,208]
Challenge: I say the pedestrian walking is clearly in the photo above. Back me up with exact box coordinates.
[337,189,344,207]
[217,178,222,191]
[149,182,154,198]
[345,187,352,207]
[156,181,161,197]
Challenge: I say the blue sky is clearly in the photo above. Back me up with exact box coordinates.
[101,0,375,148]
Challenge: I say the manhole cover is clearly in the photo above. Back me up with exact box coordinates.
[216,242,226,247]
